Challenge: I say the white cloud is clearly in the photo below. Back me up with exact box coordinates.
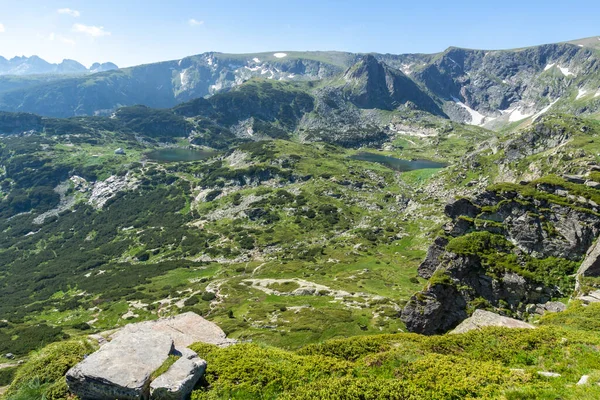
[72,23,110,37]
[188,18,204,26]
[58,8,80,17]
[44,32,76,46]
[0,23,5,33]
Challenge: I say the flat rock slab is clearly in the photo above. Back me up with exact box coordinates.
[150,348,207,400]
[112,312,235,348]
[451,310,535,334]
[66,330,174,400]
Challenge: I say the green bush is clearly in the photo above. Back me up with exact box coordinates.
[201,292,217,302]
[5,339,95,400]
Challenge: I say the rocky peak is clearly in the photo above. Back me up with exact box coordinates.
[89,62,119,73]
[344,54,384,81]
[342,55,445,115]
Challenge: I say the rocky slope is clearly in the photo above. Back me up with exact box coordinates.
[402,171,600,334]
[2,39,600,129]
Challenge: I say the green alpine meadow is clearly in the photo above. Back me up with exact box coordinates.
[2,3,600,397]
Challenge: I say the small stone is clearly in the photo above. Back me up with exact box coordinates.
[577,375,589,385]
[585,181,600,189]
[4,353,14,360]
[114,148,126,155]
[537,371,561,378]
[563,174,586,184]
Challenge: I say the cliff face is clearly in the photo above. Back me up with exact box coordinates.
[402,172,600,334]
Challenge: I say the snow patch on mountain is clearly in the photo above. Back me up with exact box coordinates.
[508,108,534,122]
[576,88,588,100]
[558,66,575,77]
[533,98,560,121]
[453,98,487,126]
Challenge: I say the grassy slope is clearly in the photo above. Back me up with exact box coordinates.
[3,302,600,400]
[1,129,468,355]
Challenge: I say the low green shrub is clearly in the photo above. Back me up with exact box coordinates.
[5,339,95,400]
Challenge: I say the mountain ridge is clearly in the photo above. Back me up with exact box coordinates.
[0,55,118,76]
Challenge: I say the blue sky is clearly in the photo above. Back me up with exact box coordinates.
[0,0,598,67]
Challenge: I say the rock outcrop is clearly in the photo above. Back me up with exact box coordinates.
[577,238,600,278]
[401,283,467,335]
[67,312,232,400]
[403,175,600,334]
[451,310,536,334]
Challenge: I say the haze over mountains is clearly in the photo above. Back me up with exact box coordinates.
[0,55,118,76]
[0,36,599,131]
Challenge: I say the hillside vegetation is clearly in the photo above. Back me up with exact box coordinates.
[3,303,600,399]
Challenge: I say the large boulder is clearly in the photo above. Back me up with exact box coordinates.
[451,310,535,334]
[150,348,207,400]
[112,312,235,348]
[66,330,175,400]
[67,312,232,399]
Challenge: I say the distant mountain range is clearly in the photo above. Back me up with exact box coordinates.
[0,55,118,76]
[1,37,600,130]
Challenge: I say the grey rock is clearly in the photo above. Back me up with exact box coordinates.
[577,289,600,304]
[418,236,449,279]
[4,353,14,360]
[577,238,600,278]
[444,197,480,219]
[537,371,561,378]
[112,311,236,348]
[401,282,468,335]
[292,287,317,296]
[114,148,126,155]
[585,180,600,189]
[66,330,175,400]
[563,175,586,184]
[150,348,207,400]
[577,375,590,385]
[451,310,535,334]
[528,301,567,315]
[541,301,567,313]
